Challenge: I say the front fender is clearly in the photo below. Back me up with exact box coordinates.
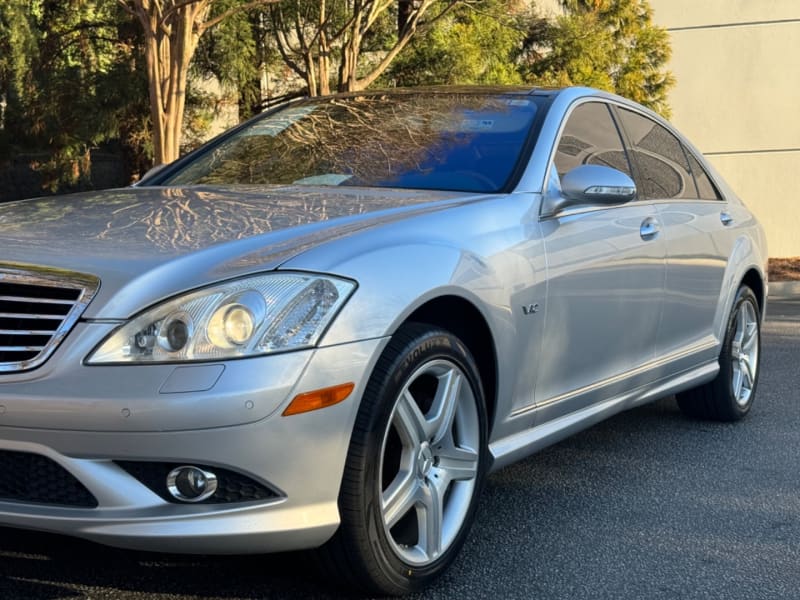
[277,194,543,348]
[305,241,515,347]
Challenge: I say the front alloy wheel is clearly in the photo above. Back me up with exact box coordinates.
[380,358,481,566]
[320,323,487,595]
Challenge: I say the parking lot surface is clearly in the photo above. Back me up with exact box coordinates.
[1,299,799,599]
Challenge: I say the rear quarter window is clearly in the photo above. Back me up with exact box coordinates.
[685,151,723,200]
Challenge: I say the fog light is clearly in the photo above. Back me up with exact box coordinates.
[166,466,218,502]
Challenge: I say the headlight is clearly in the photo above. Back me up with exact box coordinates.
[87,272,355,364]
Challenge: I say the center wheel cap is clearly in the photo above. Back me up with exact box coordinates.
[417,442,435,479]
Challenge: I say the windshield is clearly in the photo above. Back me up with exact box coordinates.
[161,93,540,193]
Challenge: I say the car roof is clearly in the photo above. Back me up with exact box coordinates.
[293,85,558,100]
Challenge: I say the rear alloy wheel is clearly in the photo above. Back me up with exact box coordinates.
[677,285,761,421]
[320,324,487,595]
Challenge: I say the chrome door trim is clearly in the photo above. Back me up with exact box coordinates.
[511,337,718,418]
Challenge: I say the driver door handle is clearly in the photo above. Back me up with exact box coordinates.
[640,217,660,240]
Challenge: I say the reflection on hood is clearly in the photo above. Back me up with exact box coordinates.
[0,184,465,255]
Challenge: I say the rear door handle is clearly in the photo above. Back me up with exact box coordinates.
[720,211,734,226]
[640,217,660,240]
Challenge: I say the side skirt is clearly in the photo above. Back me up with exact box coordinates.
[488,360,719,472]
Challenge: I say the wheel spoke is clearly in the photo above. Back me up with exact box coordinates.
[731,362,743,398]
[417,480,444,561]
[382,471,420,529]
[735,304,748,343]
[742,321,758,353]
[394,390,428,447]
[428,368,462,446]
[740,356,755,389]
[436,446,479,482]
[730,300,758,406]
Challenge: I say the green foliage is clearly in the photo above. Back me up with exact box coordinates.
[383,0,672,115]
[1,0,675,197]
[385,1,525,87]
[524,0,674,116]
[0,0,150,192]
[0,0,38,102]
[193,1,265,119]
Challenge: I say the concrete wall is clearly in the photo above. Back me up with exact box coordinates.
[649,0,800,257]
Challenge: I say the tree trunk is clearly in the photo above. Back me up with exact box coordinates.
[124,0,278,166]
[338,8,363,92]
[139,3,204,165]
[318,0,330,96]
[143,24,167,164]
[267,1,455,97]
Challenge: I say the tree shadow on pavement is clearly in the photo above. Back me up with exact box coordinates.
[0,531,345,600]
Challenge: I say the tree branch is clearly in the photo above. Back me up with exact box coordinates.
[357,0,461,90]
[117,0,150,33]
[271,6,307,79]
[199,0,279,33]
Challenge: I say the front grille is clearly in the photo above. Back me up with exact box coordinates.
[116,461,280,504]
[0,267,99,373]
[0,450,98,508]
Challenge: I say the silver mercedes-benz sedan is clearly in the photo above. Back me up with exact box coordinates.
[0,86,766,594]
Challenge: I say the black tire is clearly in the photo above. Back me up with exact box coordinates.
[318,323,488,595]
[676,285,761,421]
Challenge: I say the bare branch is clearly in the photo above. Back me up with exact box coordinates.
[271,5,307,79]
[160,0,208,23]
[116,0,137,18]
[357,0,460,90]
[118,0,150,32]
[364,0,393,32]
[199,0,280,33]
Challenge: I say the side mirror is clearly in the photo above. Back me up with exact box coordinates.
[541,164,637,218]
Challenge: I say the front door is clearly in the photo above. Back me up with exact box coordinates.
[534,101,666,422]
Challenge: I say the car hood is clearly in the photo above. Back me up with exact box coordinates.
[0,185,473,318]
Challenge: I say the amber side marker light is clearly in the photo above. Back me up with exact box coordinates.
[282,382,355,416]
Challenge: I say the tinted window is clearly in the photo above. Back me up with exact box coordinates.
[617,108,698,200]
[162,94,540,193]
[686,151,723,200]
[554,102,631,179]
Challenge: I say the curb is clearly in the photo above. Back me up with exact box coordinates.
[769,281,800,300]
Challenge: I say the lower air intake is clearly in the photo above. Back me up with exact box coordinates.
[0,450,98,508]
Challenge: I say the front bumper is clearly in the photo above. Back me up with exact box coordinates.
[0,336,388,554]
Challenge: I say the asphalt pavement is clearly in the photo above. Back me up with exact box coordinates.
[1,299,799,600]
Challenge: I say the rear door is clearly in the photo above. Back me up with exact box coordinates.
[534,101,666,422]
[614,107,729,366]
